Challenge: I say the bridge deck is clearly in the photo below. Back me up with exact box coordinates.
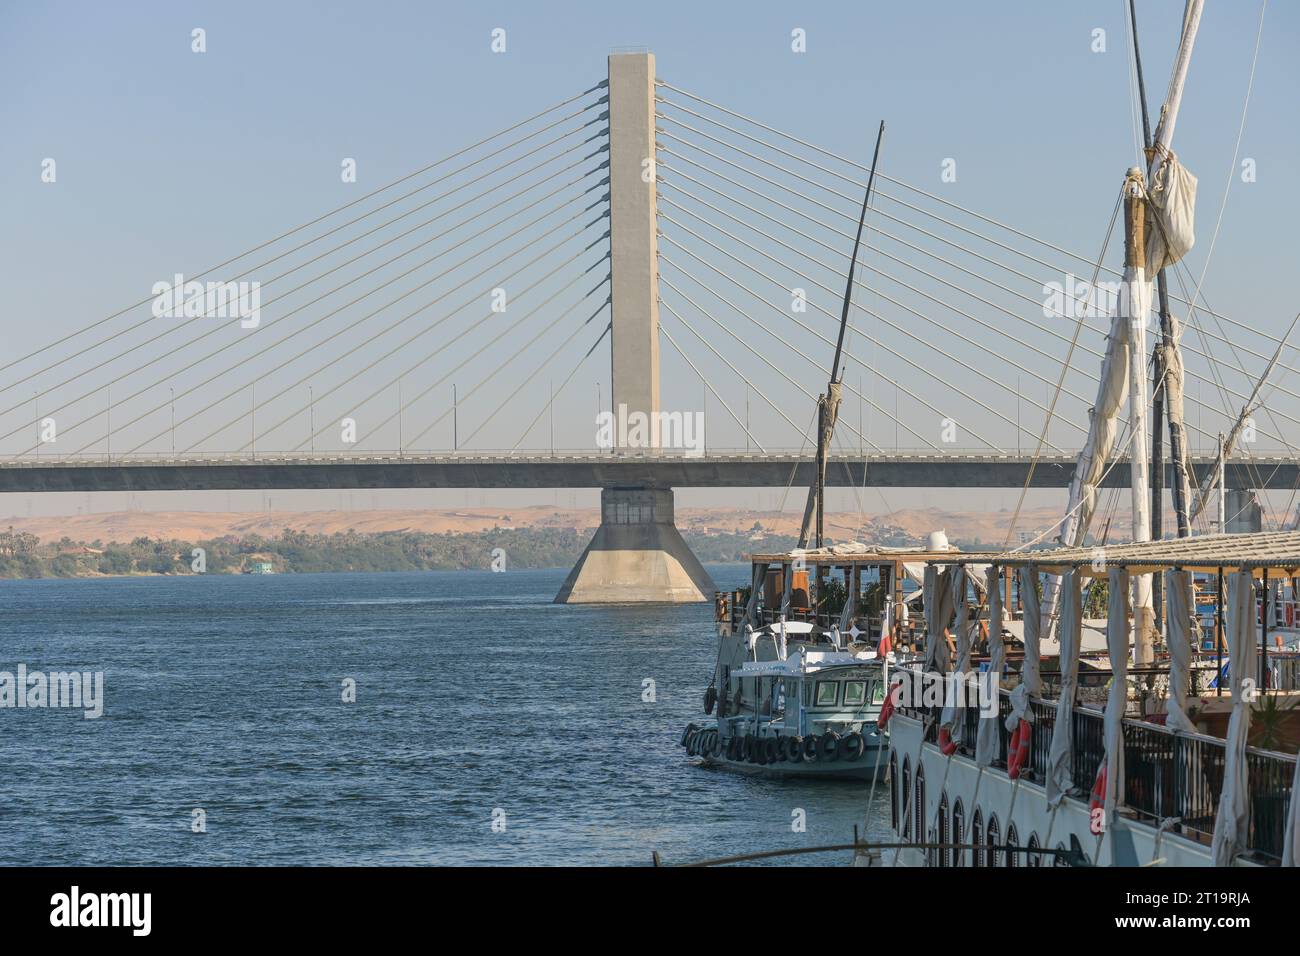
[0,453,1290,492]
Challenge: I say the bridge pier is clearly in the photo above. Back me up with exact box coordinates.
[554,487,714,604]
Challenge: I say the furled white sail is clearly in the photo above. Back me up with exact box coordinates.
[1101,567,1131,825]
[1164,569,1198,733]
[940,567,971,740]
[1046,570,1082,807]
[1211,571,1258,866]
[923,566,954,675]
[1019,567,1042,697]
[975,565,1005,767]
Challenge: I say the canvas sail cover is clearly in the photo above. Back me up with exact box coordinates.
[976,564,1005,767]
[923,566,954,675]
[1161,315,1195,527]
[1046,570,1082,806]
[941,567,971,739]
[1164,569,1198,733]
[1283,755,1300,866]
[1102,567,1130,823]
[1145,149,1198,273]
[1020,567,1042,697]
[1211,571,1258,866]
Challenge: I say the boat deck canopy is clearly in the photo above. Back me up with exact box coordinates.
[749,545,962,566]
[933,530,1300,577]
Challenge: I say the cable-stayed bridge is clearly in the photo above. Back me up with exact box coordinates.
[3,52,1296,601]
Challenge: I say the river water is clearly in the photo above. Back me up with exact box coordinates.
[0,567,890,865]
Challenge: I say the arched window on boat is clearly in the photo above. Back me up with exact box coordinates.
[889,751,899,832]
[1053,842,1069,867]
[1006,823,1019,868]
[971,809,983,866]
[986,814,1001,867]
[914,765,926,849]
[936,793,949,868]
[1026,831,1041,867]
[951,799,965,867]
[901,757,911,838]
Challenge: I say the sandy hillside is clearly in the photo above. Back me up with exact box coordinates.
[2,504,1072,547]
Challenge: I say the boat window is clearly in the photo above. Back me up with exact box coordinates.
[889,751,899,831]
[986,815,1001,867]
[1006,824,1019,868]
[843,680,866,707]
[1026,832,1041,867]
[971,810,983,867]
[814,680,839,707]
[870,681,885,705]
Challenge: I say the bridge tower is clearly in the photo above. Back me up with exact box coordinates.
[555,51,714,603]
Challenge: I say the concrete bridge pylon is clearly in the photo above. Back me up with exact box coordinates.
[555,50,714,603]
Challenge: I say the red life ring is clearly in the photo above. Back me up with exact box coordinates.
[938,726,958,756]
[1089,764,1107,833]
[1007,720,1031,779]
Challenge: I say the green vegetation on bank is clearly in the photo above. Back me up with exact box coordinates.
[0,525,811,578]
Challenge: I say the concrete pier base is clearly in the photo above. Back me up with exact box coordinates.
[554,487,714,604]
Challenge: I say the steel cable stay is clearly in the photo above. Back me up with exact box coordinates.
[658,230,986,452]
[658,183,1092,439]
[2,146,609,416]
[509,321,611,452]
[657,172,1297,448]
[24,179,610,456]
[656,314,768,454]
[659,270,877,449]
[386,268,613,452]
[654,81,1273,341]
[0,85,609,376]
[161,223,611,457]
[657,266,914,451]
[460,296,614,450]
[655,122,1300,389]
[656,144,1299,449]
[657,295,822,448]
[658,209,1032,454]
[186,240,611,456]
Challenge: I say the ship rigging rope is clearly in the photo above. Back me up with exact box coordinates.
[47,179,609,456]
[0,142,607,431]
[658,252,922,447]
[508,320,611,452]
[0,120,608,401]
[363,266,612,452]
[654,146,1300,443]
[659,207,1039,454]
[0,85,609,377]
[653,82,1276,346]
[655,119,1300,402]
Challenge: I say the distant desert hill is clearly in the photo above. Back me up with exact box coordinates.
[1,504,1072,548]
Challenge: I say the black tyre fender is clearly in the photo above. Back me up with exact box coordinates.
[680,723,699,748]
[842,731,866,761]
[820,730,842,762]
[786,735,805,762]
[803,734,820,761]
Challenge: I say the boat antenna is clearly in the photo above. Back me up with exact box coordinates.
[799,120,885,551]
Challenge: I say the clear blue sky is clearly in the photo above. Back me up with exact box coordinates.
[1,0,1295,517]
